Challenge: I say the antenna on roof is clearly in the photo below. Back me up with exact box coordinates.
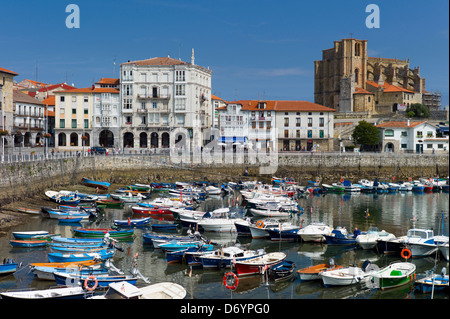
[113,56,116,77]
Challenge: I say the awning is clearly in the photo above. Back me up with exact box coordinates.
[219,136,247,143]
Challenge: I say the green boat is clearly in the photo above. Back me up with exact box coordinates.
[95,199,125,209]
[371,262,416,290]
[72,228,134,239]
[322,184,345,193]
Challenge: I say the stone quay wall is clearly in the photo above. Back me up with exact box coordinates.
[0,153,448,206]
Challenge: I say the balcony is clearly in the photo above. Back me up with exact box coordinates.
[137,94,171,100]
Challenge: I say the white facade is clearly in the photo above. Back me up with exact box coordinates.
[119,51,212,149]
[217,102,249,144]
[13,89,45,147]
[377,121,449,153]
[92,79,121,148]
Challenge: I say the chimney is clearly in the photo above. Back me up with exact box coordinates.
[407,119,410,127]
[191,48,195,65]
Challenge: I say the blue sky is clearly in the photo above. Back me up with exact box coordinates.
[1,0,448,106]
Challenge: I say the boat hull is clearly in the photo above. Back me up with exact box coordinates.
[233,253,286,276]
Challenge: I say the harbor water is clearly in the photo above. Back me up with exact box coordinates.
[0,190,448,300]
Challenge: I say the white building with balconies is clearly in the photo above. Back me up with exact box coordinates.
[119,50,212,150]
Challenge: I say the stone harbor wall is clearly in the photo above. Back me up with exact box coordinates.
[0,153,448,206]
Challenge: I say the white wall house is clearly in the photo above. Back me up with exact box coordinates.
[119,50,212,150]
[217,102,249,145]
[13,89,45,147]
[376,120,449,153]
[92,78,120,148]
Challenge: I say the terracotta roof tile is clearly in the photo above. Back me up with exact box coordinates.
[375,121,426,128]
[42,96,55,105]
[123,57,189,66]
[38,83,76,92]
[0,67,18,76]
[96,78,120,85]
[354,87,374,95]
[366,81,415,93]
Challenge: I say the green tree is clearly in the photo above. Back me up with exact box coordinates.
[406,103,430,118]
[352,120,381,147]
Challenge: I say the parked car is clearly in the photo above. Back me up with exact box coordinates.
[89,146,107,155]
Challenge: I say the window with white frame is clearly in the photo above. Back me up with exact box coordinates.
[175,84,185,96]
[123,99,133,109]
[176,70,185,82]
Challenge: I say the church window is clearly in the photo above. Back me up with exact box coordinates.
[354,69,359,83]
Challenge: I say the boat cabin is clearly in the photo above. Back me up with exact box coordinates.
[213,247,245,258]
[101,281,142,299]
[407,229,435,244]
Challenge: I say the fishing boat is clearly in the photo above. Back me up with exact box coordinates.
[113,217,152,227]
[297,223,333,243]
[47,209,90,220]
[415,268,449,293]
[17,207,41,215]
[72,228,134,239]
[10,240,48,248]
[248,219,280,239]
[33,264,110,281]
[151,223,178,231]
[199,246,265,269]
[159,241,213,253]
[95,199,125,209]
[197,211,244,233]
[324,227,357,246]
[52,236,104,245]
[267,260,296,282]
[439,242,449,261]
[58,216,84,224]
[297,262,343,281]
[356,227,396,250]
[45,191,81,205]
[47,250,115,263]
[401,228,439,257]
[322,183,345,193]
[142,232,196,246]
[53,272,138,288]
[371,262,416,290]
[170,208,205,221]
[88,281,187,299]
[12,230,49,240]
[266,223,301,242]
[0,286,91,300]
[111,192,146,203]
[81,177,111,190]
[248,208,290,218]
[320,265,373,287]
[232,252,286,276]
[234,218,252,236]
[0,259,20,276]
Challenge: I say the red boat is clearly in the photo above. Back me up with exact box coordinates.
[131,206,173,216]
[232,252,286,276]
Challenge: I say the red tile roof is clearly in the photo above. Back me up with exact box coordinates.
[376,121,426,128]
[366,81,415,93]
[38,83,76,92]
[123,57,189,66]
[0,67,18,76]
[96,78,119,85]
[354,87,374,95]
[42,96,55,106]
[234,100,335,112]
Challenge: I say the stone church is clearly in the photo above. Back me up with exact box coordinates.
[314,38,432,115]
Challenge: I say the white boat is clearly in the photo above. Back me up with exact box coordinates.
[111,193,145,203]
[205,185,221,195]
[0,286,89,300]
[200,246,265,269]
[439,242,449,261]
[356,227,396,250]
[402,228,439,257]
[170,208,206,221]
[320,266,373,287]
[249,208,290,218]
[89,281,186,299]
[297,223,333,242]
[371,262,416,290]
[248,218,280,239]
[197,212,245,232]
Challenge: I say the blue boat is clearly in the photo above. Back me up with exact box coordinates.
[10,240,48,248]
[113,217,152,227]
[81,177,111,190]
[159,241,213,252]
[0,259,19,276]
[166,245,214,264]
[324,228,357,246]
[33,265,110,281]
[151,223,178,231]
[52,236,104,245]
[266,223,301,242]
[142,233,194,245]
[12,231,49,240]
[415,270,449,293]
[53,272,137,288]
[48,250,114,263]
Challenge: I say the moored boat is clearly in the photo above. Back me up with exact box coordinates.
[297,223,333,243]
[47,250,114,263]
[0,259,20,276]
[0,286,91,300]
[81,177,111,190]
[297,262,343,281]
[10,240,48,248]
[371,262,416,290]
[113,217,152,227]
[232,252,286,276]
[72,228,134,239]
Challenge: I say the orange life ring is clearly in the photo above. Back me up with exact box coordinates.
[429,178,433,182]
[340,178,344,183]
[223,272,239,290]
[408,177,412,182]
[256,221,264,228]
[84,275,98,291]
[401,248,412,260]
